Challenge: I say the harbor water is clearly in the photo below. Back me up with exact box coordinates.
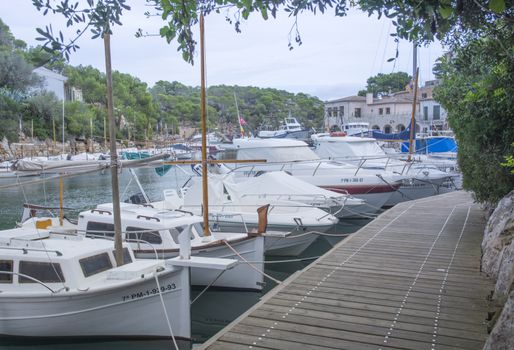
[0,167,370,349]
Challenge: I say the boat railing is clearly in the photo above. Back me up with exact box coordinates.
[211,211,249,233]
[83,231,163,259]
[324,154,425,176]
[225,158,387,177]
[239,193,344,206]
[0,271,67,293]
[0,245,62,256]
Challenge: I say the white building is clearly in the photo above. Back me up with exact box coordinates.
[324,80,447,134]
[33,67,67,100]
[32,67,83,102]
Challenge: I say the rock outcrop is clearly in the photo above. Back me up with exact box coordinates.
[481,190,514,350]
[481,191,514,280]
[483,291,514,350]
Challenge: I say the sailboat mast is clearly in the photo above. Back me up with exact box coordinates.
[407,67,419,162]
[234,91,244,137]
[199,14,211,237]
[104,32,124,265]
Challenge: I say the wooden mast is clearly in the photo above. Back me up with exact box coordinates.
[104,32,124,265]
[199,14,211,237]
[407,67,419,162]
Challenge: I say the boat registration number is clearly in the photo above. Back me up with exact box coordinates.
[341,177,364,183]
[122,283,176,301]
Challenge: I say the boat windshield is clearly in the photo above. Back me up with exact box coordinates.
[238,145,320,162]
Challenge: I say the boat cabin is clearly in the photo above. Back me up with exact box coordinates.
[280,117,303,131]
[77,203,211,253]
[0,220,138,294]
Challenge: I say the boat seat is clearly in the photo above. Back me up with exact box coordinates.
[163,189,184,210]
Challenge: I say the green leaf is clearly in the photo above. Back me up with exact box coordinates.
[439,6,453,19]
[489,0,505,13]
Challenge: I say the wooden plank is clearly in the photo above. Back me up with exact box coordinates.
[200,192,493,350]
[248,309,484,349]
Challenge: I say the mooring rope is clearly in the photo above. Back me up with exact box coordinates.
[154,272,179,350]
[222,240,282,285]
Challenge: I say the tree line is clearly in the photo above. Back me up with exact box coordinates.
[0,18,324,144]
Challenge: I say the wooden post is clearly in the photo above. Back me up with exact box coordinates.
[199,14,210,237]
[407,68,419,162]
[104,33,124,266]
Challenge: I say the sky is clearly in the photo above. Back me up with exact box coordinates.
[0,1,445,101]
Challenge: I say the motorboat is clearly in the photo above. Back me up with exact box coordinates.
[257,117,310,141]
[231,138,405,213]
[312,135,458,205]
[152,175,339,256]
[209,168,368,219]
[0,213,235,339]
[77,202,265,291]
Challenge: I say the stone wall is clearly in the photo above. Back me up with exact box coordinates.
[481,190,514,350]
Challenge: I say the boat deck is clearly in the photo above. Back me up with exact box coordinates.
[199,191,493,350]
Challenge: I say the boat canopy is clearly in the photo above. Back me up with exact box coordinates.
[314,136,386,159]
[234,138,319,162]
[371,124,414,141]
[401,136,458,154]
[222,172,348,202]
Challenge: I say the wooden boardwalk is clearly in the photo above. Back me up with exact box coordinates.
[199,191,493,350]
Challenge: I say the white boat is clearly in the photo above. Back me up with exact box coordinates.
[0,160,40,178]
[152,175,338,256]
[341,122,370,136]
[77,202,265,291]
[312,135,457,206]
[0,214,235,339]
[209,169,368,219]
[231,138,405,215]
[258,117,310,141]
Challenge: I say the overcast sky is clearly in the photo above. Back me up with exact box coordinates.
[0,1,445,101]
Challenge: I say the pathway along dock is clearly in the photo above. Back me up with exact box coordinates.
[199,191,493,350]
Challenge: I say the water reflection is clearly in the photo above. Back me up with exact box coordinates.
[0,168,370,349]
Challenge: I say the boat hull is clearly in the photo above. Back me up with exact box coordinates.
[0,269,190,338]
[264,231,318,256]
[134,236,265,291]
[384,176,453,206]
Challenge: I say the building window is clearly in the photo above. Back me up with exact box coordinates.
[397,124,406,132]
[354,108,361,118]
[433,105,441,120]
[339,106,344,116]
[327,108,332,117]
[384,125,392,134]
[423,106,428,120]
[421,93,428,99]
[332,108,338,118]
[385,107,391,114]
[371,125,380,131]
[379,108,383,115]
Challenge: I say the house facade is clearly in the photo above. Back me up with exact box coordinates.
[324,80,448,134]
[32,67,83,102]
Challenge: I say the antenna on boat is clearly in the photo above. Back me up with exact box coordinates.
[199,13,211,238]
[103,32,124,265]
